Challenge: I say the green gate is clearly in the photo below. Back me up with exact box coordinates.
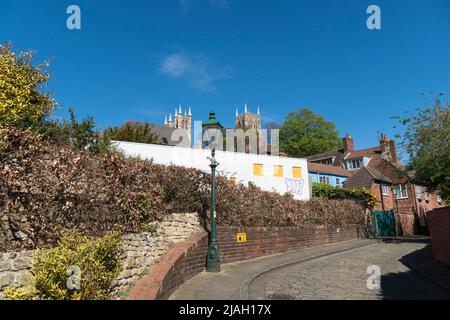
[372,210,397,237]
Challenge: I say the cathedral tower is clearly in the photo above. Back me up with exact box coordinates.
[164,105,192,142]
[235,104,261,130]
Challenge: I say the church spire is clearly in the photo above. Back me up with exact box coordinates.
[188,106,192,116]
[236,108,239,117]
[164,115,168,125]
[257,106,260,115]
[244,104,248,114]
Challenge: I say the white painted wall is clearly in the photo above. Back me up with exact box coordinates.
[113,141,311,201]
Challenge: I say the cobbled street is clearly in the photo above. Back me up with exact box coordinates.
[171,240,450,300]
[252,242,449,300]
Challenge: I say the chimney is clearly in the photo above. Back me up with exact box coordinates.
[379,133,390,152]
[379,134,398,164]
[343,133,354,153]
[389,140,398,164]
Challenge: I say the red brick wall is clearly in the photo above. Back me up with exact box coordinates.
[217,225,363,263]
[426,207,450,266]
[371,183,395,212]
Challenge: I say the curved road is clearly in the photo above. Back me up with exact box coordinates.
[170,240,450,300]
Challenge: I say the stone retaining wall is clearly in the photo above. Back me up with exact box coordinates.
[0,251,34,292]
[0,213,201,298]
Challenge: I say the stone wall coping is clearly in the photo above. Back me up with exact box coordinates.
[126,230,208,300]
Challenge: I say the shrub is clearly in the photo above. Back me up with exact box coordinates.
[312,183,377,209]
[2,287,36,300]
[0,128,367,251]
[106,121,159,144]
[32,230,122,300]
[47,108,111,155]
[0,43,57,131]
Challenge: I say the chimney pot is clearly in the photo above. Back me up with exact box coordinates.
[343,133,355,153]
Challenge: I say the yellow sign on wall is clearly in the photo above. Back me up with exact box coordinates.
[237,233,247,243]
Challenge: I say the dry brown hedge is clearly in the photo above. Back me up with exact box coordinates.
[0,128,365,252]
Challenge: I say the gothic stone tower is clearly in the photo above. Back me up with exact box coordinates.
[235,104,261,130]
[164,105,192,142]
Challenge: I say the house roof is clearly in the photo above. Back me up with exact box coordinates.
[345,147,381,160]
[151,125,187,146]
[307,150,343,161]
[307,150,345,167]
[365,167,393,183]
[308,163,353,177]
[343,167,392,189]
[368,158,410,184]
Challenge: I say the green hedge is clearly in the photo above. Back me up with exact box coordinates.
[312,183,377,209]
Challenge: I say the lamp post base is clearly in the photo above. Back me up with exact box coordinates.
[206,241,221,272]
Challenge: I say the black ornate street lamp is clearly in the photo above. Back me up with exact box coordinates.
[206,138,221,272]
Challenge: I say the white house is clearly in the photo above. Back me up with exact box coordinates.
[113,141,311,201]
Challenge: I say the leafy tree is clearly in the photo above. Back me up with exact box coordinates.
[50,108,111,155]
[0,43,57,131]
[280,108,341,157]
[0,44,110,154]
[395,98,450,202]
[106,121,159,144]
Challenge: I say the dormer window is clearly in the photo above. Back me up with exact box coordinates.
[311,157,335,165]
[346,158,364,170]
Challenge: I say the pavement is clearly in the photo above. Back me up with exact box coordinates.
[169,239,450,300]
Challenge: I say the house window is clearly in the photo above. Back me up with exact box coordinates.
[253,164,264,176]
[311,158,334,165]
[381,184,389,196]
[346,158,363,170]
[292,166,302,179]
[415,185,422,198]
[394,184,408,199]
[319,176,330,185]
[273,165,284,177]
[336,178,341,186]
[437,194,443,204]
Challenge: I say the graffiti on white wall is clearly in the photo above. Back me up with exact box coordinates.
[285,178,304,196]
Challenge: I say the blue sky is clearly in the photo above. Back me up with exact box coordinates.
[1,0,449,152]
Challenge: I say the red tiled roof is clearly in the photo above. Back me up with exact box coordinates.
[307,163,353,177]
[345,147,381,160]
[343,167,392,189]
